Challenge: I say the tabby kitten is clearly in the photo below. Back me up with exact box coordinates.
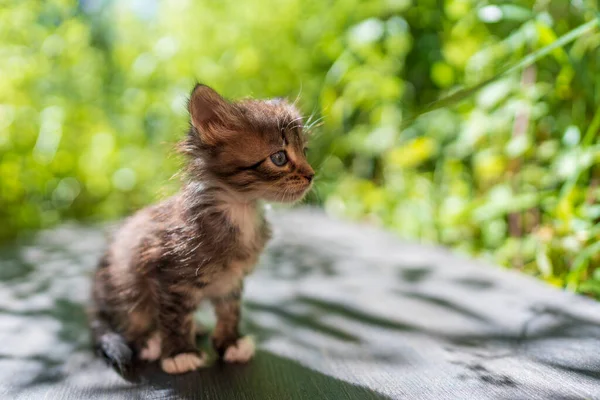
[90,84,314,375]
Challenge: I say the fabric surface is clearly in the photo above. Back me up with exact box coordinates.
[1,208,599,399]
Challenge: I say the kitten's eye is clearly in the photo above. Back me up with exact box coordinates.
[270,151,288,167]
[303,147,309,156]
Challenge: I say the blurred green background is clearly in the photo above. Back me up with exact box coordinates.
[1,0,600,295]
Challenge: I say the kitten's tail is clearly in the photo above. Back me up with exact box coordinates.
[90,311,135,379]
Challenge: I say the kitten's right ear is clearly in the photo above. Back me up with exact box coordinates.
[188,84,237,145]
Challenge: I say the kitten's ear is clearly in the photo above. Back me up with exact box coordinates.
[189,84,237,145]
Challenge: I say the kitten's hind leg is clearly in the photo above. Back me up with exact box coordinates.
[139,331,161,361]
[161,353,205,374]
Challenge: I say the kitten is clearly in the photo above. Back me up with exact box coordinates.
[90,84,314,375]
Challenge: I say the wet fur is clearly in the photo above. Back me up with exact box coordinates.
[90,84,314,375]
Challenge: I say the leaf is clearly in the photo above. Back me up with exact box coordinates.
[417,19,599,115]
[566,241,600,291]
[536,244,553,278]
[582,104,600,146]
[472,192,542,223]
[578,280,600,296]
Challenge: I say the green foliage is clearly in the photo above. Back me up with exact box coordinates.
[317,0,600,295]
[1,0,599,295]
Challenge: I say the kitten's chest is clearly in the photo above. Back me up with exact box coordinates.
[228,203,258,246]
[220,201,266,254]
[191,203,268,299]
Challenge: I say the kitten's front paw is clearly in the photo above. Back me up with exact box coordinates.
[223,336,255,364]
[161,352,206,374]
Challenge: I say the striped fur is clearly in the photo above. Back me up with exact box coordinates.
[90,84,314,375]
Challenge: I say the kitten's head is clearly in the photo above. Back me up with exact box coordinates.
[181,84,314,203]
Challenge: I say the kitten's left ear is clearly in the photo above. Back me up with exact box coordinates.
[189,84,239,145]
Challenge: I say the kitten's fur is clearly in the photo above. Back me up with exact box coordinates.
[90,84,314,375]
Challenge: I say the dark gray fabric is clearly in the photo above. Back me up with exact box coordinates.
[1,208,599,399]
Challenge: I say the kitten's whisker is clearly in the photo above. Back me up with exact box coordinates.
[305,113,314,127]
[288,124,304,132]
[284,116,304,131]
[293,83,303,107]
[308,121,325,131]
[306,116,325,131]
[305,114,316,132]
[305,106,321,128]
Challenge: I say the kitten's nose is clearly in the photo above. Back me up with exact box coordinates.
[301,164,315,183]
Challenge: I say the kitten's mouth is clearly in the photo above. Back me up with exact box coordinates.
[286,185,312,201]
[265,185,311,203]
